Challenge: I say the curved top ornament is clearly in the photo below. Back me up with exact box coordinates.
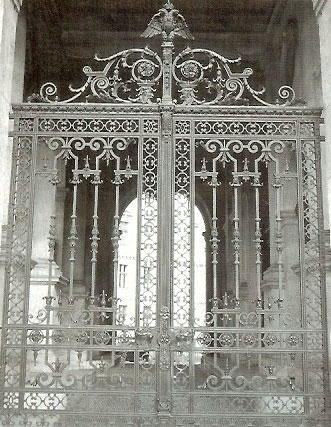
[27,2,297,107]
[141,0,194,41]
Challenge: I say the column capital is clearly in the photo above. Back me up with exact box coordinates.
[12,0,23,12]
[312,0,328,16]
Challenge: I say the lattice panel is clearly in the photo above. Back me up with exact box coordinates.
[1,135,35,413]
[301,139,323,329]
[301,137,327,416]
[173,138,192,327]
[139,137,159,326]
[6,136,33,325]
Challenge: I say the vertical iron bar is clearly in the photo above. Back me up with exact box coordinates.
[274,172,283,301]
[297,128,309,414]
[21,128,38,409]
[68,183,78,297]
[190,133,195,328]
[211,162,219,301]
[136,134,143,328]
[90,182,99,297]
[112,180,120,304]
[47,213,56,299]
[233,184,240,300]
[254,179,262,300]
[156,37,175,422]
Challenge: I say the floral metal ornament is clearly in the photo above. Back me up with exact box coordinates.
[141,0,194,41]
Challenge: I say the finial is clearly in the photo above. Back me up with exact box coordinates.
[165,0,174,10]
[141,0,194,41]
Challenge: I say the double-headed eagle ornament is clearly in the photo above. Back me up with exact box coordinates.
[141,0,194,42]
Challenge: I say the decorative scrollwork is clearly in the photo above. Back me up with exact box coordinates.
[33,47,162,104]
[173,47,296,106]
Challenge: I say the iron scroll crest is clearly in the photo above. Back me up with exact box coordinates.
[28,1,296,107]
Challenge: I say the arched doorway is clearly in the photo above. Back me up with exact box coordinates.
[116,198,207,327]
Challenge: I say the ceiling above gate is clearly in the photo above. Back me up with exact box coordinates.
[27,0,278,34]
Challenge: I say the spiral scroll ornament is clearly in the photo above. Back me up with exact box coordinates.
[32,48,162,104]
[173,47,296,106]
[30,41,295,107]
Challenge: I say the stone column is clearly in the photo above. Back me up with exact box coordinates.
[0,0,23,240]
[281,210,301,315]
[314,0,331,230]
[55,186,69,271]
[29,169,67,322]
[262,162,280,308]
[262,148,299,314]
[0,0,25,326]
[313,0,331,377]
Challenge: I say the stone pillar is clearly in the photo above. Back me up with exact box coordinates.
[11,4,25,104]
[0,0,23,242]
[281,210,301,315]
[73,181,88,298]
[315,0,331,230]
[0,0,25,327]
[262,147,299,313]
[240,187,257,311]
[262,163,279,307]
[29,137,68,320]
[313,0,331,377]
[29,170,67,321]
[55,186,69,270]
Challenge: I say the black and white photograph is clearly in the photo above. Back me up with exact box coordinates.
[0,1,330,426]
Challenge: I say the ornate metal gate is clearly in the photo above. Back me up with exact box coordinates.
[1,2,330,426]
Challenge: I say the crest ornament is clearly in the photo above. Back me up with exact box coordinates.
[141,0,194,41]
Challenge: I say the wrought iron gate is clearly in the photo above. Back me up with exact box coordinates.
[1,2,330,426]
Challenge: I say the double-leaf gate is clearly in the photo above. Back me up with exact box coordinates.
[1,2,330,426]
